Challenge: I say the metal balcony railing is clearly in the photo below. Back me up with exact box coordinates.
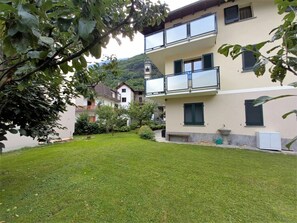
[145,67,220,95]
[144,14,217,52]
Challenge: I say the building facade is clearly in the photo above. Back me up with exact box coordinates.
[116,82,145,107]
[143,0,296,150]
[76,83,121,122]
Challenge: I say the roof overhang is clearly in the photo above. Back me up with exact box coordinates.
[141,0,233,35]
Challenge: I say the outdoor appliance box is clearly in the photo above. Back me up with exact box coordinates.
[256,132,281,151]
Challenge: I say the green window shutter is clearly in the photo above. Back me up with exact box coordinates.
[245,100,264,126]
[202,53,214,69]
[242,49,257,70]
[184,103,204,125]
[194,103,204,125]
[174,60,183,74]
[224,5,239,24]
[184,104,193,124]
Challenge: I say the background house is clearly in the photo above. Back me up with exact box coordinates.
[116,82,148,105]
[142,0,296,150]
[76,83,121,122]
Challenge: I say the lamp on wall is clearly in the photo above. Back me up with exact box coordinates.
[144,59,152,79]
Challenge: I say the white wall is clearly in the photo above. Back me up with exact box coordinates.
[3,104,75,152]
[117,85,134,107]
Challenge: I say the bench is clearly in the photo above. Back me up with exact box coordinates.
[167,132,191,142]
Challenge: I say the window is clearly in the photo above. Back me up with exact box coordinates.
[122,97,127,102]
[242,48,257,71]
[184,59,202,72]
[174,60,183,74]
[184,103,204,125]
[239,6,252,20]
[245,100,264,126]
[122,88,126,93]
[175,53,213,75]
[224,5,253,24]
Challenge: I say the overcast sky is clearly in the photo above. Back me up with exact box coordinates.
[87,0,198,63]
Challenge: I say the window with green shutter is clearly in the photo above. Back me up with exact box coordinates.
[184,103,204,125]
[245,100,264,126]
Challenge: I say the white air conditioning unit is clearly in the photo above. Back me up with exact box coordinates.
[256,132,281,151]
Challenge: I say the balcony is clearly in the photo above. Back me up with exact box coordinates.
[144,14,217,73]
[145,67,220,100]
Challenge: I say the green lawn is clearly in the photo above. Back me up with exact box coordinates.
[1,133,297,222]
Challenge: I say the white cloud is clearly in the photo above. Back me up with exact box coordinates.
[86,0,198,63]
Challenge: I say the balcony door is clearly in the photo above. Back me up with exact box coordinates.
[184,59,202,73]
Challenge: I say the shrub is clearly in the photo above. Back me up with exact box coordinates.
[114,126,130,132]
[74,113,102,135]
[149,123,165,130]
[138,125,155,140]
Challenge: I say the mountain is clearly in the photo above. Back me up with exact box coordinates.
[103,54,163,91]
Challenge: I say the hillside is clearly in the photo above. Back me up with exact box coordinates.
[103,54,162,91]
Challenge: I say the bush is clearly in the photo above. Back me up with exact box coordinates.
[74,113,102,135]
[149,123,165,131]
[138,125,155,140]
[114,126,130,132]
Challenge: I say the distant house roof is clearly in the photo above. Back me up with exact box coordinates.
[141,0,231,35]
[116,82,135,92]
[94,83,120,102]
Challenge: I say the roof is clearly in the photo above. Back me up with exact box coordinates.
[141,0,232,35]
[115,82,135,92]
[93,83,120,102]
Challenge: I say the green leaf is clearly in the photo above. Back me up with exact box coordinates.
[282,110,297,119]
[253,95,297,106]
[89,43,101,59]
[17,5,38,28]
[19,128,27,136]
[72,58,82,71]
[0,135,7,141]
[0,3,16,13]
[266,45,280,54]
[78,18,96,41]
[17,84,25,91]
[9,129,18,134]
[3,36,17,56]
[57,18,72,32]
[286,136,297,150]
[59,62,70,74]
[218,44,232,57]
[27,51,42,59]
[79,56,87,67]
[289,82,297,87]
[39,36,54,46]
[253,59,267,77]
[283,11,295,23]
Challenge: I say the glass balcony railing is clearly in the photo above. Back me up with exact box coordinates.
[167,73,188,91]
[145,14,217,51]
[145,67,220,95]
[166,24,187,44]
[146,77,165,94]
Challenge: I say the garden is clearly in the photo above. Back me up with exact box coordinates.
[1,133,296,222]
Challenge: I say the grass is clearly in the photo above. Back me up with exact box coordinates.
[1,133,297,222]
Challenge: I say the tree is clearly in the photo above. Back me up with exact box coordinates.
[0,0,168,150]
[218,0,297,148]
[96,105,127,134]
[128,102,156,127]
